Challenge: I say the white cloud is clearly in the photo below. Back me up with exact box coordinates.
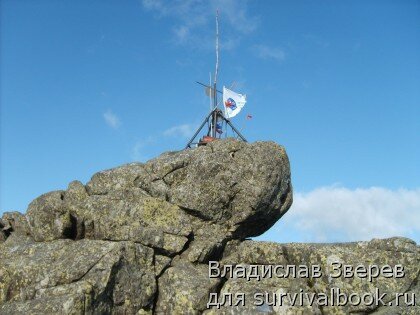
[173,25,190,43]
[103,110,120,129]
[283,186,420,242]
[131,137,155,162]
[131,141,144,161]
[217,0,259,34]
[254,44,286,62]
[141,0,258,50]
[142,0,166,13]
[163,124,195,138]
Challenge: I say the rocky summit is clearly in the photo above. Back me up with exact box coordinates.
[0,139,418,314]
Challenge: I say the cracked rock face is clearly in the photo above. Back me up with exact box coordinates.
[209,238,419,314]
[23,139,292,262]
[1,139,418,314]
[0,237,156,313]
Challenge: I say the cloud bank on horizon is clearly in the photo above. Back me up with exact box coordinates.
[270,186,420,243]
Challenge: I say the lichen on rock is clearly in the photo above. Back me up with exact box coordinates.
[0,139,418,314]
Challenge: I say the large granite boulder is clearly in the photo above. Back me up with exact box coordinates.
[1,139,418,314]
[20,139,292,262]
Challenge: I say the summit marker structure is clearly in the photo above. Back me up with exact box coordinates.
[186,11,247,149]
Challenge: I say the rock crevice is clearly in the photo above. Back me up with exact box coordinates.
[1,139,418,314]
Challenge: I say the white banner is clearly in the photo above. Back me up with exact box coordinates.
[223,86,246,118]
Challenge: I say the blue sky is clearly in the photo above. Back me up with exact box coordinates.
[1,0,419,243]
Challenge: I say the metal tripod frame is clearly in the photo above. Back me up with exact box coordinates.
[185,108,247,149]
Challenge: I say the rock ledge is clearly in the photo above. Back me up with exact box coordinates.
[1,139,418,314]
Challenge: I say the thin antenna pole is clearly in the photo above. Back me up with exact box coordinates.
[211,10,219,138]
[209,72,213,136]
[187,10,247,148]
[214,9,219,86]
[212,88,217,137]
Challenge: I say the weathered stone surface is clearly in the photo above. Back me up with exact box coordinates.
[84,139,293,240]
[25,191,71,242]
[0,211,31,242]
[282,237,419,314]
[204,238,419,314]
[19,139,292,262]
[0,293,89,315]
[25,186,193,255]
[1,139,417,314]
[0,238,156,314]
[154,255,171,277]
[155,262,220,314]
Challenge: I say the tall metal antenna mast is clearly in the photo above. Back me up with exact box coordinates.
[214,9,219,87]
[186,10,247,149]
[211,10,220,137]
